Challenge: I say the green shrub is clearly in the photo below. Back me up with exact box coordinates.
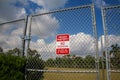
[0,53,26,80]
[26,57,45,80]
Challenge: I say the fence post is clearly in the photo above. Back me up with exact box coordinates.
[91,4,100,80]
[101,7,110,80]
[101,36,105,80]
[26,16,32,58]
[22,15,29,57]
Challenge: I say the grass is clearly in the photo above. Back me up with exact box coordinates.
[44,72,97,80]
[111,72,120,80]
[43,67,120,80]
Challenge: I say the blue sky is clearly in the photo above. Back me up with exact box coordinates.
[0,0,119,35]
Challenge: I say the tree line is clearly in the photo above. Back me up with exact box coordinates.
[0,43,120,80]
[0,48,26,80]
[45,44,120,69]
[0,47,45,80]
[45,55,96,68]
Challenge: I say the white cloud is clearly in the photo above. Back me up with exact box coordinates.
[30,32,96,60]
[0,34,22,51]
[0,0,63,52]
[0,0,67,55]
[98,35,104,52]
[70,33,95,56]
[93,0,108,8]
[30,0,68,10]
[107,35,120,47]
[0,20,24,35]
[17,0,29,6]
[29,33,120,60]
[0,21,24,50]
[98,35,120,55]
[0,0,26,22]
[31,9,59,39]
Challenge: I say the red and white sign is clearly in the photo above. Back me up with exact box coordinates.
[56,34,70,54]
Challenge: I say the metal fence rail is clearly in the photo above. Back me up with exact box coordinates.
[27,69,98,73]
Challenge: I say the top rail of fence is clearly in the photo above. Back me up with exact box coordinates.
[0,4,92,25]
[0,18,25,25]
[32,4,92,17]
[103,5,120,10]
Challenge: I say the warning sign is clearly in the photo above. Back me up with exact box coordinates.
[56,34,70,54]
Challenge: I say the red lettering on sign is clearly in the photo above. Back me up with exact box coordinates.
[56,34,70,54]
[57,34,69,41]
[56,48,69,54]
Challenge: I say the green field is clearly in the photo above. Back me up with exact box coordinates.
[43,67,120,80]
[44,72,96,80]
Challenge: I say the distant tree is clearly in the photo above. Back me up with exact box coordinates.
[14,48,21,56]
[110,44,120,69]
[0,53,26,80]
[0,47,3,53]
[7,48,21,56]
[26,48,45,80]
[66,54,71,58]
[55,57,63,67]
[46,58,55,67]
[27,48,38,57]
[84,55,95,68]
[110,44,120,57]
[73,56,84,68]
[34,53,41,58]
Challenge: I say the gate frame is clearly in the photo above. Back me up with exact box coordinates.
[26,4,100,80]
[91,4,100,80]
[0,4,100,80]
[101,5,120,80]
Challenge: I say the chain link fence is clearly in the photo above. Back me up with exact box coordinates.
[102,5,120,80]
[0,2,119,80]
[26,4,99,80]
[0,20,25,56]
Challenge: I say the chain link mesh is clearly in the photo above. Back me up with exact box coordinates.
[26,4,99,80]
[0,20,25,56]
[103,5,120,80]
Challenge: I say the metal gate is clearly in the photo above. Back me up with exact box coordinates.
[25,4,100,80]
[101,5,120,80]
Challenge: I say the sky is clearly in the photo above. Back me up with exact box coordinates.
[0,0,120,59]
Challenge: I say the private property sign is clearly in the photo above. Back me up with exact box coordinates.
[56,34,70,54]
